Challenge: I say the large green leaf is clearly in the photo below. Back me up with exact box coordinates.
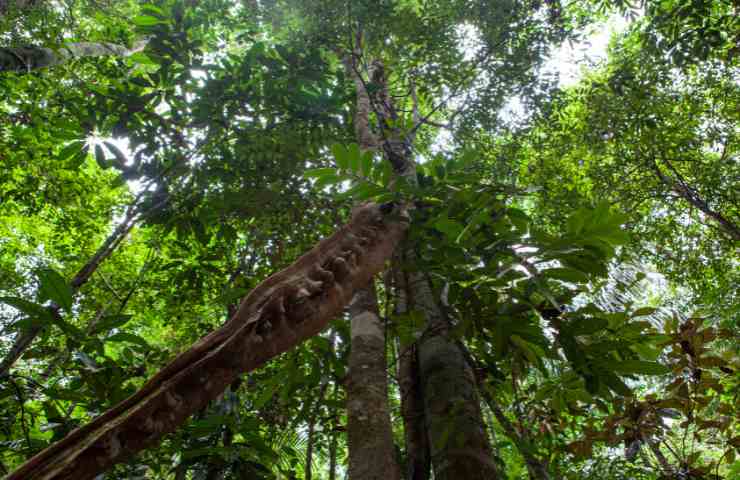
[605,359,670,376]
[0,297,54,328]
[36,268,73,313]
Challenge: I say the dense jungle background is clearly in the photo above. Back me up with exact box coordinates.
[0,0,738,478]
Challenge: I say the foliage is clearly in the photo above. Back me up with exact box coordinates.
[0,0,737,478]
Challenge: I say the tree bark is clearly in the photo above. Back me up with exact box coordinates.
[346,283,401,480]
[6,204,408,480]
[0,39,148,73]
[409,270,499,480]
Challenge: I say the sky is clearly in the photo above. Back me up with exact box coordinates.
[547,14,631,88]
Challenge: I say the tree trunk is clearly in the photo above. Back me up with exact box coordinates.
[305,380,328,480]
[328,385,338,480]
[483,391,551,480]
[0,39,149,73]
[346,283,401,480]
[408,270,499,480]
[6,204,407,480]
[361,57,500,479]
[342,30,402,480]
[650,157,740,241]
[394,264,431,480]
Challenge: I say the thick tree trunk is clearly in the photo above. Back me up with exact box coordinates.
[0,39,148,73]
[7,203,407,480]
[408,270,499,480]
[346,283,401,480]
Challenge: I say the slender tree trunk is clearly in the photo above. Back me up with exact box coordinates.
[650,158,740,241]
[346,283,401,480]
[306,380,328,480]
[0,39,148,73]
[483,391,551,480]
[394,265,431,480]
[328,384,339,480]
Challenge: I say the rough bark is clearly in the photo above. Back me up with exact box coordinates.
[408,270,499,480]
[7,202,408,480]
[0,39,148,73]
[346,283,401,480]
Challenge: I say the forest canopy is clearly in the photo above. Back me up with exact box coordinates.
[0,0,738,479]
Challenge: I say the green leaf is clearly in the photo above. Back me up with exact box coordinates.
[304,168,337,179]
[106,332,150,350]
[566,208,587,235]
[140,3,165,16]
[50,314,83,340]
[94,144,108,169]
[128,52,157,65]
[92,314,132,334]
[542,267,590,284]
[607,360,670,376]
[567,316,609,336]
[254,377,281,409]
[331,143,349,170]
[314,173,344,190]
[347,143,362,173]
[632,307,657,317]
[434,215,464,241]
[361,150,373,176]
[58,141,84,161]
[601,371,632,395]
[0,297,53,327]
[132,15,164,26]
[507,208,530,231]
[103,141,127,168]
[510,334,543,367]
[36,268,73,312]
